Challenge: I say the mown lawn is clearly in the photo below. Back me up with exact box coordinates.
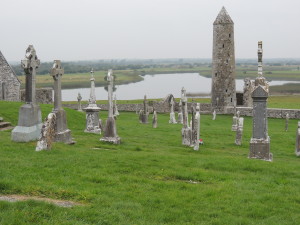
[0,100,300,224]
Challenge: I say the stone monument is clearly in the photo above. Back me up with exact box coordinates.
[193,103,201,151]
[211,7,236,112]
[36,112,56,151]
[50,60,74,144]
[177,99,183,124]
[181,87,192,146]
[296,122,300,156]
[285,113,289,132]
[169,97,177,124]
[152,110,158,128]
[113,94,120,118]
[235,111,244,145]
[83,69,101,134]
[140,95,149,124]
[243,78,254,107]
[231,105,238,131]
[77,92,82,111]
[212,110,216,120]
[100,70,121,144]
[11,45,42,142]
[249,41,272,161]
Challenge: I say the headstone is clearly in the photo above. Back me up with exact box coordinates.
[212,110,216,120]
[285,113,289,132]
[181,87,192,146]
[83,69,101,134]
[11,45,42,142]
[193,103,201,151]
[50,60,74,144]
[177,99,183,124]
[296,122,300,156]
[232,105,238,131]
[235,111,244,145]
[211,7,236,112]
[113,94,119,118]
[243,78,254,107]
[135,104,139,114]
[152,110,158,128]
[140,95,149,124]
[77,92,82,111]
[36,113,56,151]
[100,70,121,144]
[169,97,177,124]
[249,41,272,161]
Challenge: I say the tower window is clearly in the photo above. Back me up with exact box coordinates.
[226,89,228,93]
[231,98,232,102]
[223,44,224,48]
[215,73,217,77]
[229,33,231,38]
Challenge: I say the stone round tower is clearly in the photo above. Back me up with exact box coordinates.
[211,7,236,112]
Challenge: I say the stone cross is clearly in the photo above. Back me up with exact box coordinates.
[285,113,289,132]
[232,105,238,131]
[77,92,82,111]
[193,103,201,151]
[113,94,119,117]
[50,60,64,110]
[107,69,114,117]
[89,68,96,105]
[258,41,263,76]
[235,111,244,145]
[181,87,188,128]
[21,45,40,104]
[296,121,300,156]
[249,41,272,161]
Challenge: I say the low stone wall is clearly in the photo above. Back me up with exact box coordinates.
[20,88,53,104]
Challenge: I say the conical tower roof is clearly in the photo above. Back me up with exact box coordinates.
[213,6,234,25]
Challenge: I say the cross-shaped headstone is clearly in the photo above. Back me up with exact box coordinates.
[51,60,64,110]
[21,45,40,104]
[106,69,114,117]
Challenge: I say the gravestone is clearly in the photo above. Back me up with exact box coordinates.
[243,78,254,107]
[177,99,183,124]
[77,92,82,111]
[235,111,244,145]
[84,69,101,134]
[36,113,56,151]
[296,122,300,156]
[169,97,177,124]
[100,70,121,144]
[285,113,289,132]
[212,110,216,120]
[193,103,201,151]
[11,45,42,142]
[232,105,238,131]
[50,60,74,144]
[152,110,158,128]
[113,94,120,118]
[249,41,272,161]
[140,95,149,124]
[181,87,192,146]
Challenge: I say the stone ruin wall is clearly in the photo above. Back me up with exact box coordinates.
[0,52,20,101]
[20,87,53,104]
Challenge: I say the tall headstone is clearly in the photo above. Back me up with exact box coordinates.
[50,60,73,144]
[193,103,201,151]
[235,111,244,145]
[231,105,238,131]
[249,41,272,161]
[36,112,56,151]
[113,94,119,118]
[296,122,300,156]
[77,92,82,111]
[181,87,192,146]
[211,7,236,112]
[140,95,149,124]
[11,45,42,142]
[152,110,158,128]
[100,70,121,144]
[169,97,177,124]
[177,99,183,124]
[84,69,101,134]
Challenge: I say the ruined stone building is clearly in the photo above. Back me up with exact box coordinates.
[0,51,20,101]
[211,7,236,112]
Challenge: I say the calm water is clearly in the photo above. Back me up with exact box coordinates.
[62,73,300,101]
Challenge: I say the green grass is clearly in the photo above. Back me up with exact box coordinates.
[1,100,300,224]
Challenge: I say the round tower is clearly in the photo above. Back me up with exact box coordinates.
[211,7,236,111]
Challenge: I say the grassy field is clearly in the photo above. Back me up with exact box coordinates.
[0,100,300,224]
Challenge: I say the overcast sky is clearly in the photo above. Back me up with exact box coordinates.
[1,0,300,62]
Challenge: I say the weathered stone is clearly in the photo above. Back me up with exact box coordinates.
[181,87,192,146]
[100,70,121,144]
[140,95,149,124]
[113,94,120,118]
[231,105,237,131]
[193,103,201,151]
[211,7,236,112]
[285,113,289,132]
[20,88,53,104]
[177,99,183,124]
[0,51,20,101]
[11,45,42,142]
[243,78,254,107]
[249,41,272,161]
[50,60,74,144]
[36,113,56,151]
[235,111,244,145]
[152,110,158,128]
[212,110,216,120]
[84,69,101,134]
[169,97,177,124]
[296,122,300,156]
[77,92,82,111]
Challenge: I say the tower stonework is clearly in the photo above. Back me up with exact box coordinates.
[211,7,236,112]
